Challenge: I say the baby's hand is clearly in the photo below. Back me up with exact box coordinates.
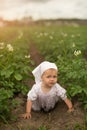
[20,112,31,119]
[68,107,74,113]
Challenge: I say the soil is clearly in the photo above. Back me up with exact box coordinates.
[0,43,86,130]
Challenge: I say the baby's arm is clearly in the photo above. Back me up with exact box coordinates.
[64,98,74,112]
[21,100,32,119]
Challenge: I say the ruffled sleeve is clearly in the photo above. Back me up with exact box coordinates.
[56,83,67,100]
[27,84,38,101]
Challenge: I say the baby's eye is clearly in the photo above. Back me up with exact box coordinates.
[53,76,57,78]
[46,75,57,78]
[46,76,51,78]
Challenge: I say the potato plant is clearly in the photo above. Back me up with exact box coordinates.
[0,27,33,121]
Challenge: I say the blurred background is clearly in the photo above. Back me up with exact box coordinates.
[0,0,87,24]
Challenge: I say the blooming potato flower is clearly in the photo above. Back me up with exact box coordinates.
[6,44,13,52]
[74,50,81,56]
[25,55,30,59]
[0,42,4,49]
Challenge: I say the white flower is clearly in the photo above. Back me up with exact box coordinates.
[7,44,13,52]
[40,33,43,36]
[37,33,43,38]
[61,32,68,37]
[49,36,53,39]
[0,42,4,49]
[0,54,3,57]
[77,34,81,37]
[0,42,4,46]
[25,55,30,58]
[74,50,81,56]
[44,32,48,36]
[71,34,75,38]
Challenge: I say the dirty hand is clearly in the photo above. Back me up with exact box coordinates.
[20,112,31,119]
[68,107,74,113]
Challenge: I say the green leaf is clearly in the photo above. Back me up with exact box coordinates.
[1,70,6,76]
[5,69,14,78]
[14,73,23,81]
[1,69,14,78]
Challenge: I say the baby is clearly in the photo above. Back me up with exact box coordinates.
[22,61,74,119]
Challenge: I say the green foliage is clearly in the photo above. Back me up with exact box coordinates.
[56,57,87,105]
[0,88,13,123]
[0,27,33,122]
[0,43,32,94]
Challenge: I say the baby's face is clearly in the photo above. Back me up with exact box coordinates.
[41,68,57,88]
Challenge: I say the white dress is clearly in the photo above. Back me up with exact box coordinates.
[27,82,67,112]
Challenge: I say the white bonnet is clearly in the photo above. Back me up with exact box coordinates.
[32,61,58,84]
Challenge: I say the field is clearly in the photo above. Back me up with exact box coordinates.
[0,22,87,130]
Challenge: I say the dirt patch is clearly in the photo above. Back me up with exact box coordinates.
[0,100,85,130]
[29,42,44,65]
[0,43,86,130]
